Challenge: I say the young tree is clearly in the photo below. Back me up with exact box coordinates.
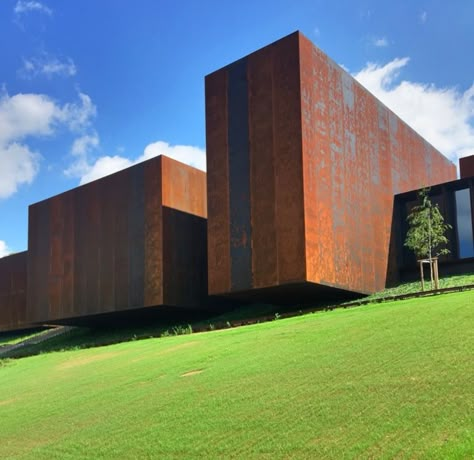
[404,187,451,290]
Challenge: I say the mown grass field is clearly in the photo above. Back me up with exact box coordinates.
[362,272,474,301]
[0,291,473,459]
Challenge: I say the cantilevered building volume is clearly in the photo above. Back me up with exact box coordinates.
[205,31,456,302]
[16,155,206,328]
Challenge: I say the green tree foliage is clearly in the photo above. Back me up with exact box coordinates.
[404,188,451,260]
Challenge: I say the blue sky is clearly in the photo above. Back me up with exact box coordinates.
[1,0,473,255]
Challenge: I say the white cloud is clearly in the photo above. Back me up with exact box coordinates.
[141,141,206,170]
[80,156,133,184]
[0,92,58,143]
[354,58,474,163]
[0,90,95,143]
[373,37,388,47]
[0,90,96,198]
[314,27,320,37]
[19,55,76,79]
[0,142,39,198]
[14,1,52,15]
[75,141,206,185]
[420,11,427,24]
[58,93,96,132]
[0,240,11,258]
[71,133,99,156]
[64,132,100,178]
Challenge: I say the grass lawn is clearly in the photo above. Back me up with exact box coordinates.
[362,272,474,301]
[0,291,472,459]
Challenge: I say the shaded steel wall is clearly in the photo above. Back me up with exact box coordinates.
[389,176,474,282]
[460,155,474,179]
[161,156,208,307]
[206,31,457,297]
[0,252,28,331]
[27,155,207,324]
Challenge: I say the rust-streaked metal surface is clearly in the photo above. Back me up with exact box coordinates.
[460,155,474,179]
[27,155,207,325]
[205,68,231,295]
[205,31,457,298]
[0,252,28,331]
[161,155,207,217]
[299,33,456,293]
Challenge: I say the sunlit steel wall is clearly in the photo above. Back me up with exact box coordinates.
[205,31,456,298]
[27,155,207,324]
[0,252,28,331]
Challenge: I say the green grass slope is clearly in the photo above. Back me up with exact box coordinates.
[0,291,473,459]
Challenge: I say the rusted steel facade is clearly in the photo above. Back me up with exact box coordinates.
[0,252,28,331]
[205,31,456,299]
[27,155,207,324]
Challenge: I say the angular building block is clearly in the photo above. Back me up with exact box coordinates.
[0,252,28,332]
[27,155,207,324]
[205,31,456,301]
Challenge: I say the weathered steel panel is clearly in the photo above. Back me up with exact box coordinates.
[129,162,145,308]
[82,180,101,315]
[205,69,231,295]
[248,45,278,289]
[162,207,207,307]
[29,199,50,321]
[161,155,207,217]
[144,156,163,306]
[113,168,131,311]
[48,194,64,319]
[272,33,306,284]
[460,155,474,179]
[228,58,252,291]
[73,186,88,316]
[61,190,75,316]
[99,174,116,311]
[300,38,337,289]
[0,252,28,331]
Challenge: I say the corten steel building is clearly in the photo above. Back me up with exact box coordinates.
[0,252,28,331]
[205,31,456,302]
[389,155,474,283]
[26,155,207,325]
